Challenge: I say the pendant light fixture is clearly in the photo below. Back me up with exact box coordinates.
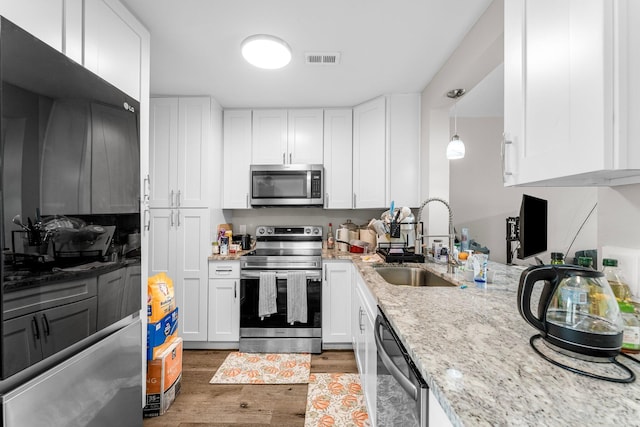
[446,88,466,160]
[241,34,292,69]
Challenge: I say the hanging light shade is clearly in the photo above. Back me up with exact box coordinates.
[241,34,292,69]
[446,134,465,159]
[446,88,466,160]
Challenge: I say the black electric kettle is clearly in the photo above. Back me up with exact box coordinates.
[517,265,624,358]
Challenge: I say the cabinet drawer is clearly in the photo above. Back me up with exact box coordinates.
[209,261,240,278]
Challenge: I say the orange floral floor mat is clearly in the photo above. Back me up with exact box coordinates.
[209,352,311,384]
[304,373,369,427]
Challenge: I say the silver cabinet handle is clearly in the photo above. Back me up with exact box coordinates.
[170,190,175,207]
[234,281,237,299]
[289,153,292,164]
[176,210,181,227]
[177,190,181,207]
[358,307,364,333]
[324,266,327,281]
[282,152,286,164]
[501,133,513,183]
[143,208,150,231]
[353,193,356,208]
[170,210,174,227]
[325,193,329,209]
[143,174,150,202]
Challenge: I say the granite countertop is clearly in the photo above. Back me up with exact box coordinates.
[330,250,640,427]
[3,257,140,292]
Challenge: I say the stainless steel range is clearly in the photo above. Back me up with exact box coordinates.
[239,225,323,353]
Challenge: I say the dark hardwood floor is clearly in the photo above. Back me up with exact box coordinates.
[143,349,358,427]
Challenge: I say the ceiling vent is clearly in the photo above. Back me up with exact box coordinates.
[305,52,341,65]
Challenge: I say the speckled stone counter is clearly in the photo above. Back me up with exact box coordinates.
[328,250,640,427]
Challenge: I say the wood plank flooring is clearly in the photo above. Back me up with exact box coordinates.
[143,349,358,427]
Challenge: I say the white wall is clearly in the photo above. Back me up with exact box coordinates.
[597,185,640,250]
[449,117,598,265]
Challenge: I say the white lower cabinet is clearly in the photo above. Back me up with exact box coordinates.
[352,268,377,426]
[208,261,240,343]
[322,261,352,346]
[148,207,210,342]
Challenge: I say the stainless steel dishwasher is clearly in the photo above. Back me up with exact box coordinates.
[375,309,428,427]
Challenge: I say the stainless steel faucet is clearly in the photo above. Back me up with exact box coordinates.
[415,197,456,273]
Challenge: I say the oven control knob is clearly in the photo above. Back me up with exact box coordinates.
[257,227,265,235]
[266,227,273,234]
[312,227,320,235]
[304,227,311,234]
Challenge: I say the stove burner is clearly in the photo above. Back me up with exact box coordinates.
[530,334,640,383]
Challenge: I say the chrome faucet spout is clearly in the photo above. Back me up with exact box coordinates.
[415,197,456,273]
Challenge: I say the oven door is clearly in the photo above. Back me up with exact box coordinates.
[240,270,322,330]
[375,310,428,427]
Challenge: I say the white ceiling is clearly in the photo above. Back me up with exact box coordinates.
[120,0,493,108]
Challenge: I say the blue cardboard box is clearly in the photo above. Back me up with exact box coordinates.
[147,307,178,360]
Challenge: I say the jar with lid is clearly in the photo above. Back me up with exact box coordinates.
[602,258,632,302]
[550,252,564,265]
[619,301,640,353]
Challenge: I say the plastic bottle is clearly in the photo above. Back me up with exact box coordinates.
[602,258,632,302]
[460,228,469,252]
[327,223,335,250]
[619,302,640,353]
[577,256,593,269]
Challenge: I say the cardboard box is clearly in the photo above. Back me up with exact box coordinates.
[147,307,178,360]
[144,337,183,418]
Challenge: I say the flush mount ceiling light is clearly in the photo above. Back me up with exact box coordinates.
[446,88,466,160]
[241,34,292,70]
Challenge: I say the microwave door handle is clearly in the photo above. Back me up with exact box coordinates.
[307,171,312,198]
[374,315,418,401]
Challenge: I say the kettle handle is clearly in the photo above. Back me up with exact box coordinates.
[517,266,558,333]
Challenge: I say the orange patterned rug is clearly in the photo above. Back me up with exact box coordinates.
[209,352,311,384]
[304,373,370,427]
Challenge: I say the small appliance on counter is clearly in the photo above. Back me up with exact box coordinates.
[518,264,640,382]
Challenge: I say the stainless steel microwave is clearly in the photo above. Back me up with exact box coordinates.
[250,164,324,207]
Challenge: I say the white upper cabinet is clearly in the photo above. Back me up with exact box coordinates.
[0,0,64,52]
[323,109,353,209]
[223,110,253,209]
[504,0,640,186]
[388,94,420,207]
[84,0,142,100]
[288,109,324,164]
[353,96,387,208]
[252,109,324,165]
[150,97,211,208]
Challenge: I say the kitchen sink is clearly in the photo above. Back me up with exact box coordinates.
[373,266,456,287]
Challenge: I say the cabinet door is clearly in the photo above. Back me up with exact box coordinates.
[175,208,210,341]
[91,103,140,213]
[323,109,353,209]
[149,98,179,208]
[362,305,377,427]
[353,96,387,208]
[208,278,240,342]
[148,208,177,279]
[388,94,420,207]
[96,268,126,330]
[0,0,63,52]
[322,262,352,344]
[223,110,252,208]
[84,0,141,100]
[288,109,324,164]
[39,297,98,358]
[122,265,142,318]
[3,314,43,377]
[252,110,288,164]
[177,97,210,207]
[503,0,630,186]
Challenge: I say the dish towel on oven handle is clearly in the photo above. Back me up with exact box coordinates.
[258,271,277,319]
[287,271,307,324]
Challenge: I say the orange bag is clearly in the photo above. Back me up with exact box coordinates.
[147,272,176,322]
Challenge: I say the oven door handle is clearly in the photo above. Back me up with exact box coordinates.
[240,270,322,280]
[374,314,418,401]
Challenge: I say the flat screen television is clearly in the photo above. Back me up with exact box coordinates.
[517,194,548,260]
